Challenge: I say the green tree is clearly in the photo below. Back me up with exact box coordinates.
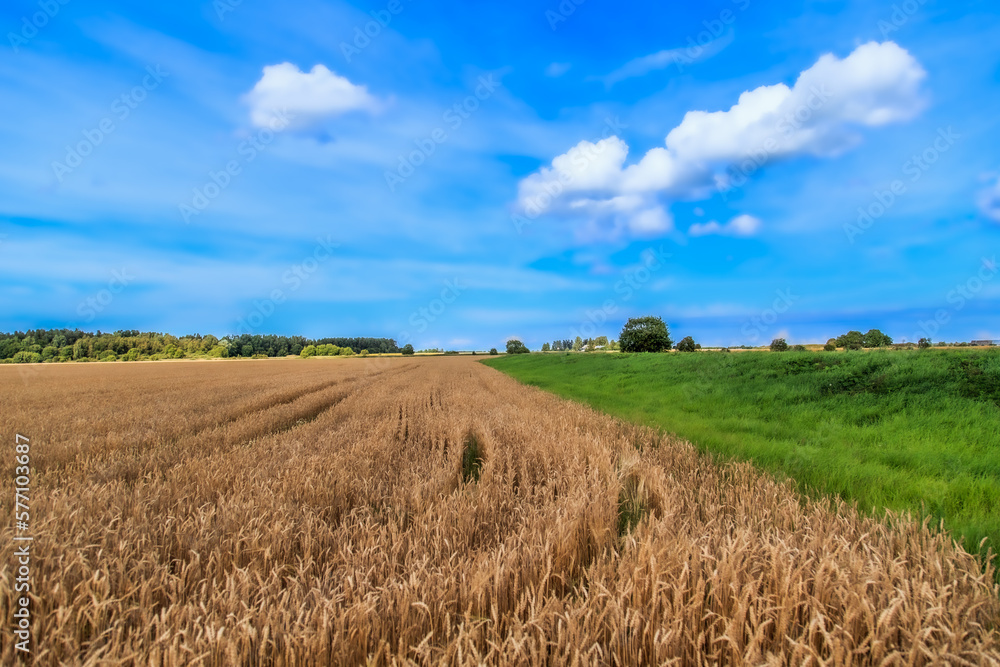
[489,348,498,355]
[506,339,530,354]
[676,336,698,352]
[541,342,551,352]
[619,316,672,353]
[300,345,317,358]
[862,329,893,348]
[401,344,415,356]
[835,331,864,350]
[572,336,583,352]
[918,337,932,349]
[770,338,789,352]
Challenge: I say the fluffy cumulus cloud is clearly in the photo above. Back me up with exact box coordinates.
[244,63,378,128]
[979,175,1000,223]
[689,213,762,237]
[517,41,926,239]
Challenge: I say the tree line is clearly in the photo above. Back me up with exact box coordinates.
[0,329,399,363]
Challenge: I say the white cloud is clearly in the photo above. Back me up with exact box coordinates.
[517,41,926,240]
[978,175,1000,223]
[545,62,572,77]
[244,63,378,128]
[689,213,762,237]
[598,34,733,87]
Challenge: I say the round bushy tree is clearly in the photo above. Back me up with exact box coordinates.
[835,331,863,349]
[770,338,789,352]
[862,329,893,348]
[489,348,498,355]
[676,336,698,352]
[619,316,673,353]
[824,343,836,351]
[505,339,530,354]
[918,337,932,349]
[401,344,415,356]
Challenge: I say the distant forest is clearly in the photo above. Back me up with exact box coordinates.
[0,329,399,363]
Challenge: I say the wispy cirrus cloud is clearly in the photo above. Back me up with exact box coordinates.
[978,174,1000,223]
[597,33,734,87]
[689,213,762,237]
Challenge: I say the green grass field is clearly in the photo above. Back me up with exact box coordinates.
[484,349,1000,561]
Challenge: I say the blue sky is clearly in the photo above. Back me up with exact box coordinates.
[1,0,998,349]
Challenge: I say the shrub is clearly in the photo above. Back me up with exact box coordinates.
[791,345,807,351]
[11,351,42,363]
[676,336,698,352]
[489,348,498,355]
[918,337,932,349]
[770,338,789,352]
[339,347,354,356]
[619,316,673,353]
[401,344,415,356]
[824,343,836,351]
[124,349,141,362]
[506,339,530,354]
[359,349,369,357]
[300,345,317,358]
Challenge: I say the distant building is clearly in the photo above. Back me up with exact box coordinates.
[970,340,999,346]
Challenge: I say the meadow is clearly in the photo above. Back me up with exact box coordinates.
[484,348,1000,566]
[1,356,997,664]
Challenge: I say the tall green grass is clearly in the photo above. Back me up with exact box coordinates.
[485,349,1000,561]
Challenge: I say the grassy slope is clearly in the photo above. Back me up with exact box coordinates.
[484,349,1000,557]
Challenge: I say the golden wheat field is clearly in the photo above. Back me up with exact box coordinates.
[1,357,998,665]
